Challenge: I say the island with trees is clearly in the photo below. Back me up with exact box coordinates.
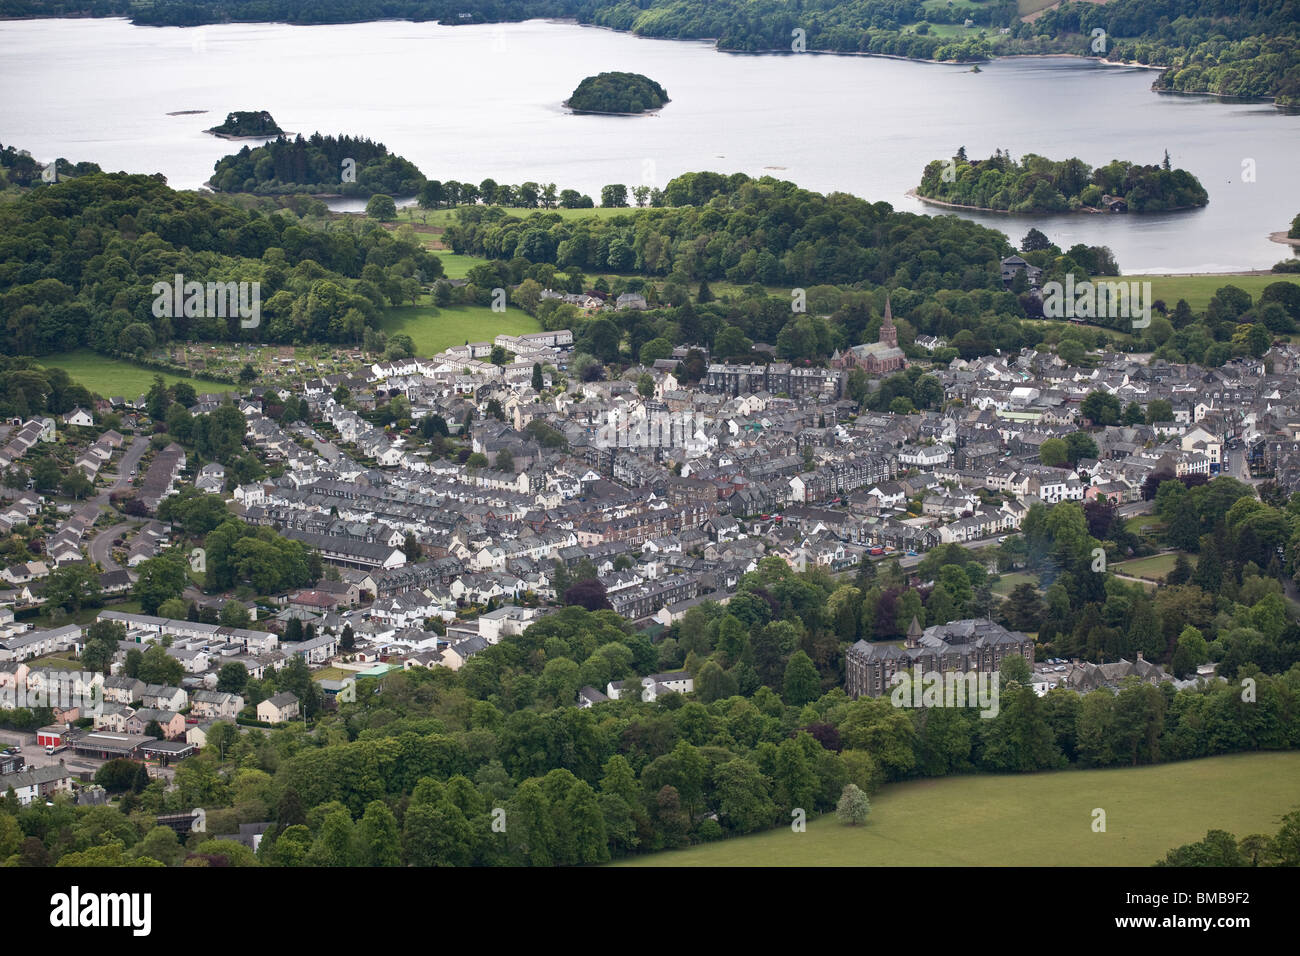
[205,110,285,139]
[565,72,669,114]
[916,149,1209,214]
[208,133,425,197]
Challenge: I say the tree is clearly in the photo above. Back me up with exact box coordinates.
[366,194,397,221]
[1039,438,1068,467]
[219,599,251,628]
[1003,583,1042,632]
[81,619,127,674]
[531,362,544,391]
[60,471,93,500]
[1021,228,1052,252]
[137,644,184,686]
[217,662,249,694]
[600,184,628,208]
[494,449,514,472]
[355,800,401,867]
[782,650,821,706]
[563,578,611,611]
[31,456,61,492]
[835,783,871,825]
[41,564,102,614]
[1081,391,1121,426]
[132,555,188,615]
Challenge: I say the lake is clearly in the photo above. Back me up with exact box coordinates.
[2,16,1298,273]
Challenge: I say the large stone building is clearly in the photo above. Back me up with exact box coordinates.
[831,297,906,375]
[704,362,843,399]
[845,617,1035,698]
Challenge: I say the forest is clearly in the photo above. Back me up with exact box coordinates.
[917,150,1209,214]
[566,72,669,114]
[2,0,1296,103]
[3,558,1298,865]
[0,171,444,354]
[208,133,426,197]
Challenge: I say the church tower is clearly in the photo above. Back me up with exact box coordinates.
[879,296,898,349]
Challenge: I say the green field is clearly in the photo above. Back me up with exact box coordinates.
[617,751,1300,866]
[1113,551,1182,582]
[27,654,83,671]
[378,303,540,356]
[398,205,639,231]
[992,571,1037,596]
[1102,273,1300,313]
[39,350,232,399]
[1125,513,1164,536]
[435,252,491,279]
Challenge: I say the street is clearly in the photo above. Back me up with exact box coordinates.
[87,434,150,571]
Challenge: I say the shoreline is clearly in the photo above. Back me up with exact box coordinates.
[205,129,291,140]
[1269,231,1300,249]
[906,187,1204,217]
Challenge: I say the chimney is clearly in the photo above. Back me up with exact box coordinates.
[1136,651,1144,661]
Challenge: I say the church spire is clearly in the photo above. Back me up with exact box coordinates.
[879,295,898,348]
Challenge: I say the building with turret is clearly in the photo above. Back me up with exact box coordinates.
[831,297,906,375]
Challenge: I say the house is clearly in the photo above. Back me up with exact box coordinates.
[63,407,94,427]
[606,671,695,702]
[257,692,300,724]
[189,689,244,719]
[5,764,73,805]
[140,684,188,712]
[125,708,186,740]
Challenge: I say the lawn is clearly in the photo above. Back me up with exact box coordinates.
[435,252,492,280]
[1097,273,1300,313]
[26,654,83,671]
[616,751,1300,866]
[39,350,232,399]
[378,303,540,356]
[1113,551,1182,582]
[992,571,1037,597]
[312,666,348,682]
[1124,513,1164,537]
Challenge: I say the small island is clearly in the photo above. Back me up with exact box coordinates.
[208,132,425,197]
[565,72,669,115]
[206,110,286,139]
[916,149,1209,214]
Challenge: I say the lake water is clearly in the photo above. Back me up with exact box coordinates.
[3,17,1298,273]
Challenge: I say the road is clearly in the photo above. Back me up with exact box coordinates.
[87,435,149,571]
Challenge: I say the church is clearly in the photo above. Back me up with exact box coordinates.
[831,296,906,375]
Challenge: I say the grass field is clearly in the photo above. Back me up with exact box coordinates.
[39,350,232,399]
[312,667,348,682]
[992,571,1037,596]
[617,751,1300,866]
[1113,551,1182,582]
[1125,513,1164,537]
[435,252,491,279]
[397,205,637,231]
[27,654,83,671]
[378,303,540,356]
[1101,273,1300,313]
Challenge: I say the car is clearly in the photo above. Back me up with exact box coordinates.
[906,550,918,556]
